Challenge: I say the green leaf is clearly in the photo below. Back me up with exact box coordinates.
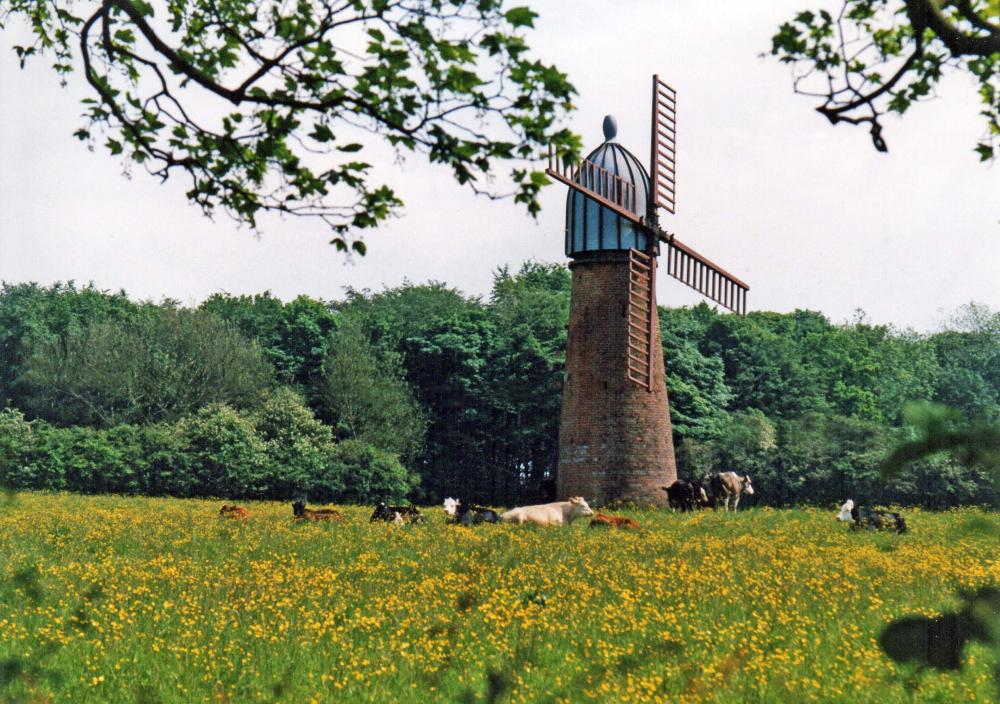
[310,124,335,142]
[504,7,537,28]
[528,170,549,187]
[974,143,994,162]
[131,0,154,18]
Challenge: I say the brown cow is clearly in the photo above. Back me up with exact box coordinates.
[292,500,345,522]
[589,513,639,529]
[710,472,754,512]
[219,504,250,519]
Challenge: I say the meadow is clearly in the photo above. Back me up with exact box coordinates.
[1,493,998,703]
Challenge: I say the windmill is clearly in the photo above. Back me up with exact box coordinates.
[547,75,749,506]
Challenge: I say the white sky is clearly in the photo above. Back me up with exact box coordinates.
[0,0,997,331]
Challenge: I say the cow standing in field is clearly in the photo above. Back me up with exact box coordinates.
[501,497,594,526]
[710,472,754,512]
[697,476,718,508]
[661,480,709,512]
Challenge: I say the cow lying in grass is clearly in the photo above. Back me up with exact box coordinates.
[589,513,639,529]
[501,497,593,526]
[371,502,424,525]
[292,501,345,522]
[661,480,708,512]
[837,500,907,534]
[219,504,249,519]
[443,498,503,525]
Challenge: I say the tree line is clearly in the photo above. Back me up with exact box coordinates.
[1,266,997,507]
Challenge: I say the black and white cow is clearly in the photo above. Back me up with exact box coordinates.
[371,502,424,525]
[661,481,709,512]
[443,498,503,525]
[695,476,718,509]
[837,500,907,534]
[710,472,754,512]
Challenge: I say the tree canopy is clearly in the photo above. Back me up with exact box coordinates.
[2,0,579,251]
[771,0,999,161]
[2,277,998,507]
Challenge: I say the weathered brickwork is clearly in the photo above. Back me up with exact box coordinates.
[557,250,677,506]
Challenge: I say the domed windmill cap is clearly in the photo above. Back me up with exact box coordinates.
[602,115,618,142]
[565,115,651,258]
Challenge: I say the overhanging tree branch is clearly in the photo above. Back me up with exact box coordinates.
[771,0,999,162]
[2,0,580,251]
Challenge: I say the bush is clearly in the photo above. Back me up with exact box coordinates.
[58,425,133,494]
[0,401,419,503]
[178,405,267,498]
[0,408,38,489]
[321,440,418,504]
[252,388,335,500]
[1,418,161,496]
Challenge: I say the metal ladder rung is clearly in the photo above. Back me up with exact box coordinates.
[627,363,648,377]
[628,342,649,363]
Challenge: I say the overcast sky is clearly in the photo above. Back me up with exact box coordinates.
[1,0,997,331]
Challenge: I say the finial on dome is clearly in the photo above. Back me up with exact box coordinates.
[602,115,617,142]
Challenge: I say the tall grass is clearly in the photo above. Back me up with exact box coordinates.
[1,493,997,703]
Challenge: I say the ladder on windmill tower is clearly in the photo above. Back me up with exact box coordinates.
[547,74,750,391]
[627,248,655,390]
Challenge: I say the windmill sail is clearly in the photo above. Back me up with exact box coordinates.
[547,146,643,226]
[627,248,656,390]
[660,235,749,315]
[650,76,677,215]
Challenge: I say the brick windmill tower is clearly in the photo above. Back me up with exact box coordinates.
[547,76,749,506]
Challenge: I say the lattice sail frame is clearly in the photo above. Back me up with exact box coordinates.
[650,75,677,215]
[546,145,641,224]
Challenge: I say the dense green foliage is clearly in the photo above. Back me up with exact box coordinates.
[1,275,998,506]
[20,307,274,426]
[1,0,579,250]
[0,398,416,503]
[319,321,426,463]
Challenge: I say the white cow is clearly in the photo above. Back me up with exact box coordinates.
[501,497,594,526]
[837,499,855,522]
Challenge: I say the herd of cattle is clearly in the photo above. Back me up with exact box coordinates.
[217,471,907,534]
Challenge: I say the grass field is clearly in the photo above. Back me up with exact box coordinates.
[1,493,998,703]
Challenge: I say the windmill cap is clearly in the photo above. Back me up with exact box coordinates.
[602,115,618,142]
